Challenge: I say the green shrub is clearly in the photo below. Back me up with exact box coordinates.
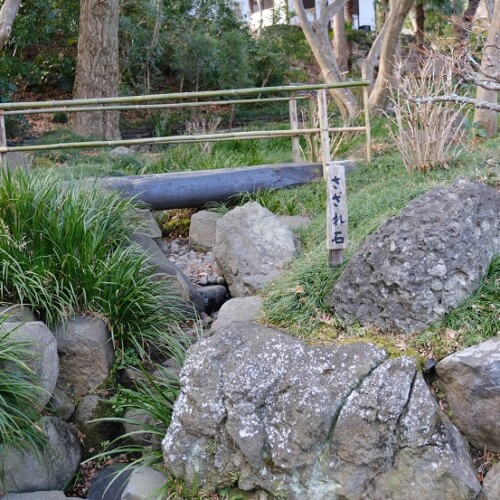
[0,170,186,358]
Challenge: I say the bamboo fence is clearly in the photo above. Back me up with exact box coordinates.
[0,81,371,163]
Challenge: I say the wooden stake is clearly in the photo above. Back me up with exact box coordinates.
[0,113,6,167]
[317,90,331,172]
[363,86,372,163]
[326,161,348,267]
[289,95,301,163]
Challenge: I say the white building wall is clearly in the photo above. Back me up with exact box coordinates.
[236,0,375,31]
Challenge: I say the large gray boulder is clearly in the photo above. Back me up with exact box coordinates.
[1,321,59,408]
[329,179,500,332]
[0,416,81,493]
[214,202,299,296]
[55,316,114,397]
[163,323,480,499]
[436,336,500,451]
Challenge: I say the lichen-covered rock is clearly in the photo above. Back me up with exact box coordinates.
[1,321,59,408]
[436,336,500,451]
[0,416,81,493]
[329,179,500,332]
[162,323,480,499]
[214,202,299,296]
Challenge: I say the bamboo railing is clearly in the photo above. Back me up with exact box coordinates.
[0,81,371,164]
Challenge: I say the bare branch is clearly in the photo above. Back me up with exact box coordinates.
[403,92,500,113]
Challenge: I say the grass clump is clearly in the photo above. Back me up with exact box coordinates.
[0,328,45,451]
[0,170,185,358]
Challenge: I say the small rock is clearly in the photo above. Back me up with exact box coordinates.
[216,276,226,285]
[110,146,134,157]
[157,240,170,255]
[4,492,80,500]
[481,462,500,499]
[196,285,228,314]
[124,409,163,449]
[212,296,263,331]
[75,395,121,456]
[1,152,32,172]
[198,276,209,286]
[87,464,132,500]
[49,387,75,421]
[121,467,169,500]
[208,274,218,285]
[189,211,222,252]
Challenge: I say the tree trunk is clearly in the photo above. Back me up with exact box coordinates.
[376,0,389,32]
[454,0,481,41]
[473,0,500,136]
[71,0,121,140]
[333,8,349,72]
[368,0,415,112]
[291,0,358,120]
[415,1,425,51]
[0,0,21,51]
[362,20,388,89]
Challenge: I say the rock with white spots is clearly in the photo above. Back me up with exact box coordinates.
[329,179,500,332]
[162,322,480,499]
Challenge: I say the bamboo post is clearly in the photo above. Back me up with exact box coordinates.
[0,112,6,167]
[289,95,301,163]
[317,89,331,172]
[308,96,318,162]
[326,161,348,266]
[363,86,372,163]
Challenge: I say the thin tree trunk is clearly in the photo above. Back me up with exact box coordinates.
[71,0,121,140]
[333,9,349,72]
[291,0,358,120]
[376,0,389,32]
[145,0,162,94]
[0,0,21,51]
[368,0,415,112]
[473,0,500,136]
[362,20,388,89]
[415,1,425,51]
[454,0,481,41]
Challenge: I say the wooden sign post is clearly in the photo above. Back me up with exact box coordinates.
[326,161,348,267]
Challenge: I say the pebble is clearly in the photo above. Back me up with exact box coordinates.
[166,237,223,287]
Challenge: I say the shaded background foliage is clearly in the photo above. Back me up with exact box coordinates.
[0,0,311,103]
